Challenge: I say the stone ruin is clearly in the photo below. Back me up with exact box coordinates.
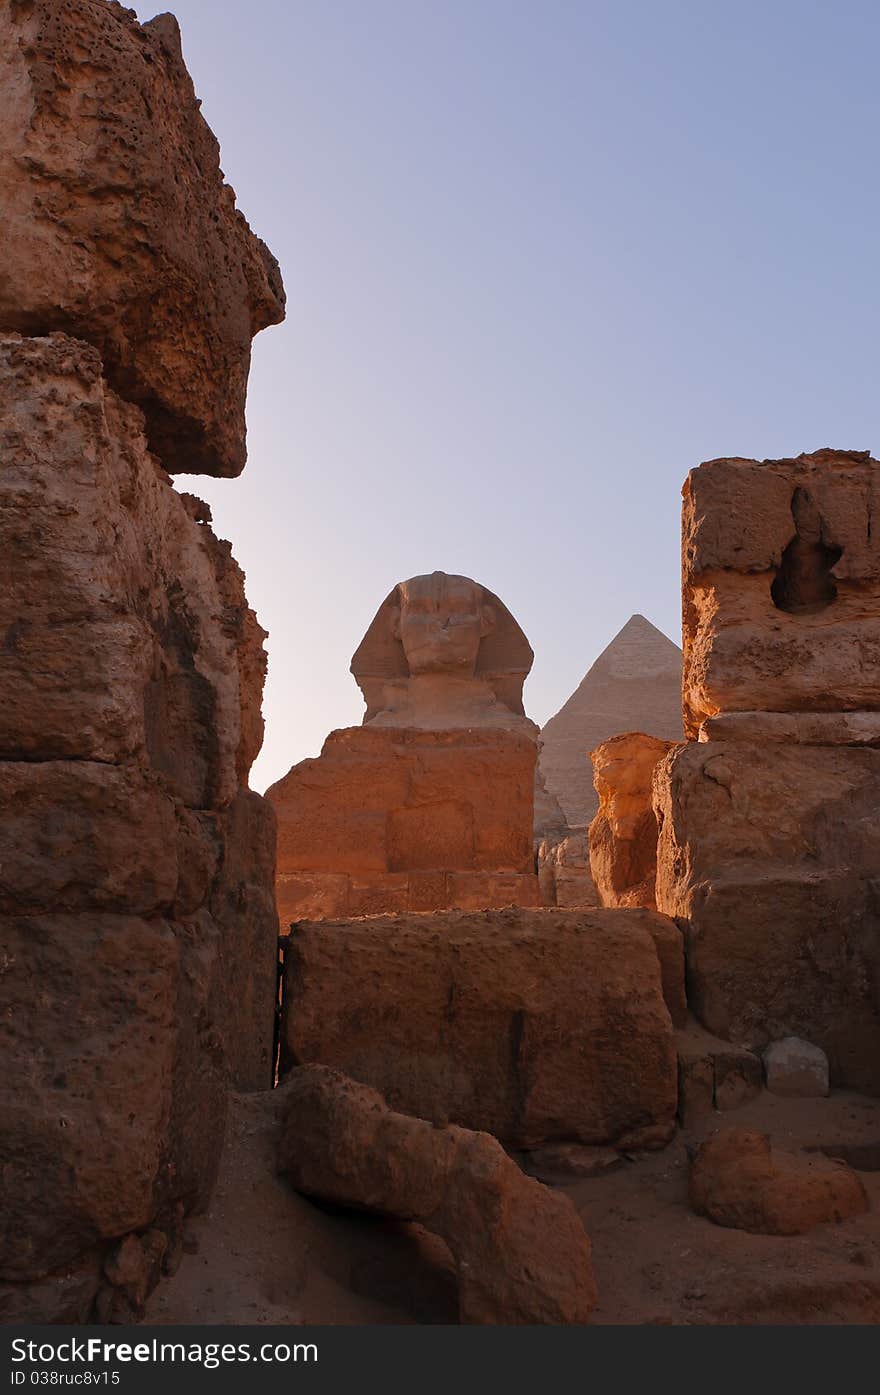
[2,0,880,1332]
[657,449,880,1093]
[587,449,880,1096]
[0,1,282,1322]
[268,571,542,921]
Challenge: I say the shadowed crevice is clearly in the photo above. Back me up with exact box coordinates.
[771,487,843,615]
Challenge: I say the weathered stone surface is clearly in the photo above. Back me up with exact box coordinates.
[682,450,880,737]
[1,914,190,1281]
[269,726,540,924]
[677,1049,715,1127]
[209,790,279,1091]
[277,1065,598,1324]
[699,710,880,746]
[690,1128,869,1235]
[0,1,285,477]
[0,334,264,793]
[281,908,678,1150]
[763,1037,829,1099]
[101,1229,168,1322]
[536,831,600,910]
[589,731,677,910]
[539,615,683,827]
[0,337,277,1310]
[655,739,880,1092]
[0,762,178,915]
[676,1022,763,1124]
[0,0,279,1323]
[643,913,688,1029]
[277,867,540,925]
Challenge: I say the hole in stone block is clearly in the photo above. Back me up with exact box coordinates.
[771,487,843,615]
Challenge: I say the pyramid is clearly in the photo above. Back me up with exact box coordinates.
[538,615,683,828]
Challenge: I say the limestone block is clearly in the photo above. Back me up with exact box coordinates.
[0,914,211,1281]
[281,908,678,1150]
[536,832,600,910]
[682,449,880,737]
[699,711,880,746]
[655,740,880,1091]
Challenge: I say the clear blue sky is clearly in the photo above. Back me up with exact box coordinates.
[134,1,880,792]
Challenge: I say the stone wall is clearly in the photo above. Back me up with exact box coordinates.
[0,1,282,1323]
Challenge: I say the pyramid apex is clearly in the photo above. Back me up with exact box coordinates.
[538,611,683,825]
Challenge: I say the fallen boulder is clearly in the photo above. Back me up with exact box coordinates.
[277,1065,598,1324]
[690,1128,869,1235]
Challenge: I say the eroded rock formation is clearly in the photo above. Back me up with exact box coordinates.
[0,1,285,478]
[538,614,683,828]
[277,1065,598,1324]
[280,908,680,1149]
[588,731,676,910]
[0,1,282,1323]
[269,572,542,920]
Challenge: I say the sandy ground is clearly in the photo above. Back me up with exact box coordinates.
[146,1086,880,1326]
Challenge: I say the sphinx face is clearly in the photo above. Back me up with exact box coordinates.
[393,572,494,676]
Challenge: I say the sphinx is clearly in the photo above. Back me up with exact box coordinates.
[267,571,542,923]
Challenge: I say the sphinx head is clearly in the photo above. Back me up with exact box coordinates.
[390,572,496,677]
[350,570,533,724]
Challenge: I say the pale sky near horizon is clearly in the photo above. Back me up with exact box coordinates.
[133,1,880,793]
